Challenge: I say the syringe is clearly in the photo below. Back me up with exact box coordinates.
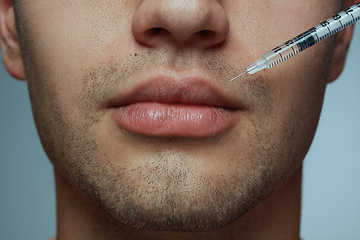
[230,2,360,81]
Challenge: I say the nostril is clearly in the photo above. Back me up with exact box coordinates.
[199,30,216,39]
[144,28,164,37]
[200,30,210,36]
[152,28,163,34]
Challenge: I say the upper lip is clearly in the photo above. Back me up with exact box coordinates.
[107,68,241,109]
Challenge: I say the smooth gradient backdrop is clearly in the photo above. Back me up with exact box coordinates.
[1,23,359,240]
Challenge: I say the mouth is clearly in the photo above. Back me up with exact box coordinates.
[107,69,242,137]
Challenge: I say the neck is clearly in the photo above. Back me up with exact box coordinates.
[54,166,302,240]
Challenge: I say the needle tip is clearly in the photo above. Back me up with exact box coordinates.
[229,71,246,81]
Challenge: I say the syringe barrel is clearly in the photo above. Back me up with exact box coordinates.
[260,2,360,70]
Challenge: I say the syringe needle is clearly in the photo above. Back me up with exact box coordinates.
[229,71,247,81]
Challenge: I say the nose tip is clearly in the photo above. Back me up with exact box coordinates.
[132,0,229,48]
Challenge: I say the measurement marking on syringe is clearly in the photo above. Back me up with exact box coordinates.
[290,46,295,56]
[350,14,355,22]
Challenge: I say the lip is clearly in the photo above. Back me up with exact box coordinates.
[108,69,242,137]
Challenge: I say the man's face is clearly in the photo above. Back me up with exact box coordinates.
[15,0,339,231]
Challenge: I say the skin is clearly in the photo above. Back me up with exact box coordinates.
[0,0,355,239]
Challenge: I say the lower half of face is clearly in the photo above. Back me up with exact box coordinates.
[29,71,327,231]
[19,0,338,232]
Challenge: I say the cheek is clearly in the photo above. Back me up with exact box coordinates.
[262,39,333,162]
[270,33,334,110]
[17,0,138,146]
[224,0,339,72]
[19,0,136,88]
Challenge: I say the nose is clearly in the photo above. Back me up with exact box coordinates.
[132,0,229,48]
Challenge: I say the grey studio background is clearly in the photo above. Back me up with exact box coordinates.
[1,23,360,239]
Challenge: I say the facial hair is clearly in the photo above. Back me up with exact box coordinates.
[27,47,324,231]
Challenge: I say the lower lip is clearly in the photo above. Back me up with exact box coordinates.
[111,102,239,137]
